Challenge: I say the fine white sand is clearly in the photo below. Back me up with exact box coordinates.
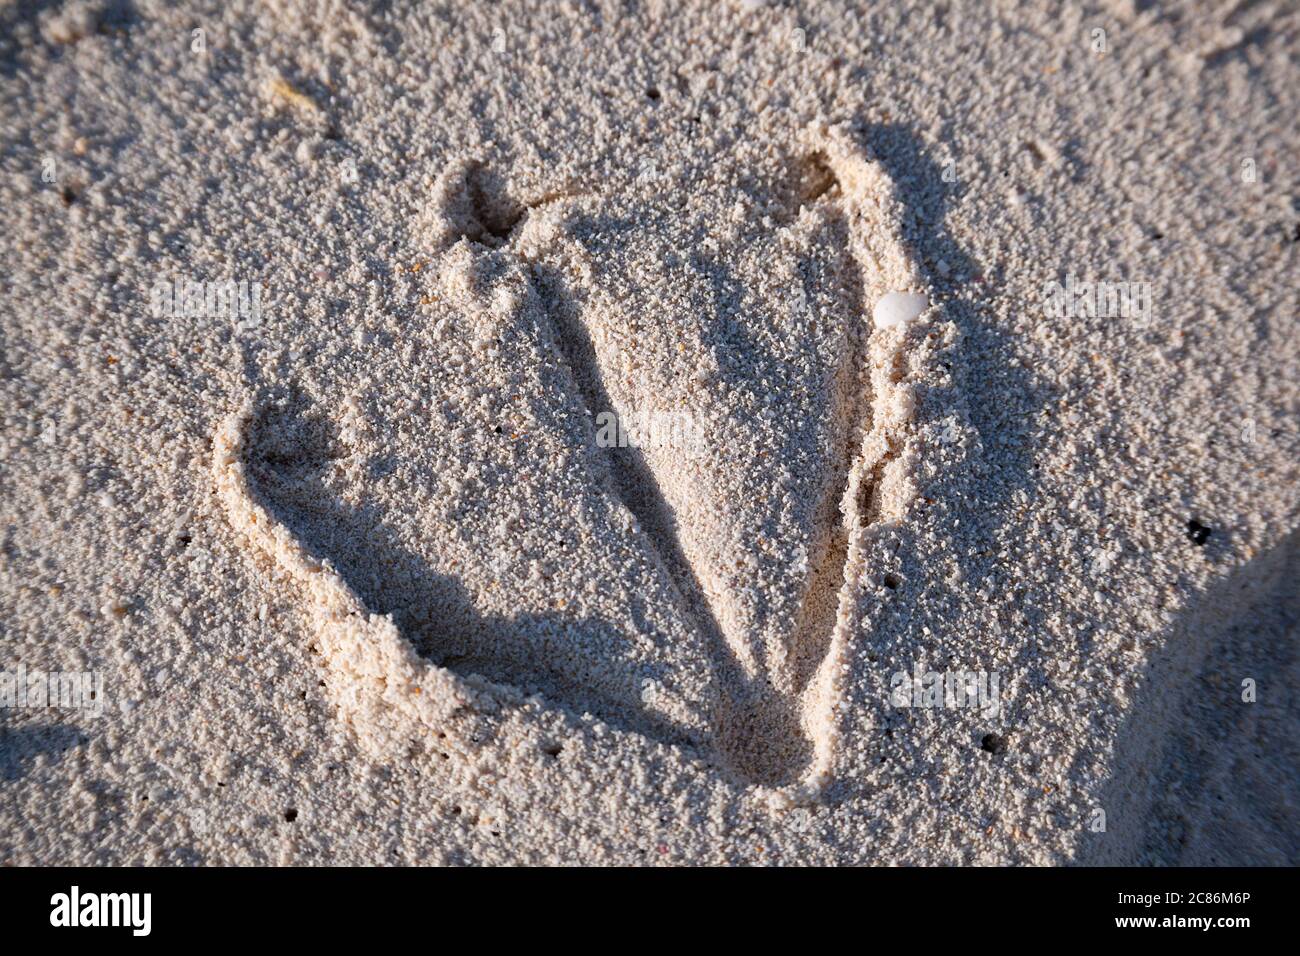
[1,0,1297,864]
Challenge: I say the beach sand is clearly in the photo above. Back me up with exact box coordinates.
[1,0,1296,864]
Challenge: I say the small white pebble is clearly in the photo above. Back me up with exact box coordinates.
[873,291,929,329]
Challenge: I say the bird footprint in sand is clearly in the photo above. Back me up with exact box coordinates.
[213,125,926,802]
